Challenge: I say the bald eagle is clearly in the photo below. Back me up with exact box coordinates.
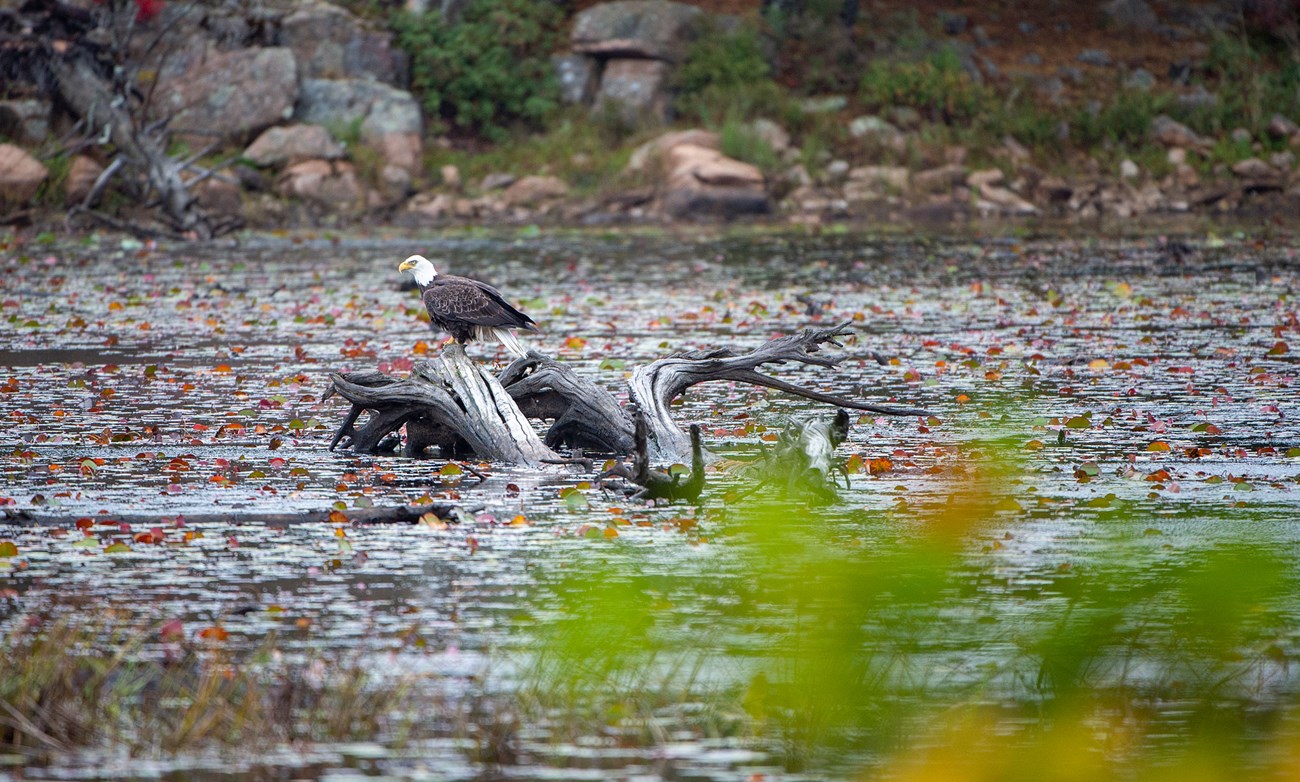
[398,255,539,358]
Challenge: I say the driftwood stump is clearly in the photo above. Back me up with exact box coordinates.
[329,345,557,466]
[327,323,931,471]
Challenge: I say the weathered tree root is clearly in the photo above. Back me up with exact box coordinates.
[600,410,706,502]
[327,323,931,470]
[628,321,931,460]
[328,345,557,466]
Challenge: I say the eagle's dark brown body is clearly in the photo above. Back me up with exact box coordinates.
[419,275,538,345]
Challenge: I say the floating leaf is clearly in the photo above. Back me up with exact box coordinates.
[0,541,16,558]
[1147,441,1171,452]
[104,542,132,554]
[1267,341,1289,356]
[1065,416,1091,429]
[197,625,229,642]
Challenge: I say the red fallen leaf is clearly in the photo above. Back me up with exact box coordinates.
[159,618,185,641]
[868,457,894,475]
[75,517,94,530]
[197,625,228,642]
[1267,341,1290,356]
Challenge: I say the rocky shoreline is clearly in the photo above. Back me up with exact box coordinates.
[4,0,1300,236]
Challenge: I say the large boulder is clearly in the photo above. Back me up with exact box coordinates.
[571,0,703,61]
[152,47,298,143]
[0,99,50,145]
[553,54,598,104]
[1103,0,1158,30]
[64,155,105,206]
[660,143,768,219]
[244,124,345,167]
[595,58,670,123]
[844,165,910,202]
[627,129,719,171]
[279,1,403,84]
[276,159,364,212]
[1151,115,1209,149]
[295,79,423,174]
[502,175,569,207]
[0,143,48,205]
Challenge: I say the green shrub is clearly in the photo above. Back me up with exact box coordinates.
[720,118,780,173]
[674,20,784,125]
[1179,34,1300,137]
[765,0,870,94]
[393,0,564,142]
[859,47,988,124]
[1070,90,1170,149]
[424,112,633,197]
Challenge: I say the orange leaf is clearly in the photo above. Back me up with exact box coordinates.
[1147,441,1171,452]
[198,625,229,642]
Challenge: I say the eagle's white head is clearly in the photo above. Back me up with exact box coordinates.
[398,254,438,286]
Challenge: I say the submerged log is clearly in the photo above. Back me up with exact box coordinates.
[327,323,932,466]
[1,503,458,528]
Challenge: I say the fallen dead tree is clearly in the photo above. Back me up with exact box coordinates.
[2,0,234,238]
[327,322,932,496]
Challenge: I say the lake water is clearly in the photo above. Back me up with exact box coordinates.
[2,227,1299,780]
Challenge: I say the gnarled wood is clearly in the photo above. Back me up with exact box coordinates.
[628,321,932,460]
[329,344,558,466]
[327,324,931,469]
[498,352,635,452]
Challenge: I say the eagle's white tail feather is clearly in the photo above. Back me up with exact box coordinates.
[475,326,527,359]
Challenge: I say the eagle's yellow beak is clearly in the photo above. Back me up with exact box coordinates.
[398,259,416,273]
